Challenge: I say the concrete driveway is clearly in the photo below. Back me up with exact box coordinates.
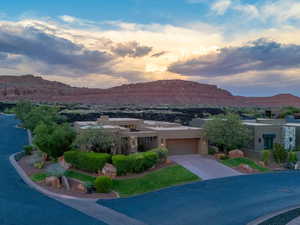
[169,154,242,180]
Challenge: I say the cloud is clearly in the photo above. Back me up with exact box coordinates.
[151,51,167,57]
[168,38,300,77]
[211,0,231,15]
[0,24,115,76]
[110,41,152,58]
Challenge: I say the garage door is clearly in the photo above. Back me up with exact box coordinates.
[166,138,199,155]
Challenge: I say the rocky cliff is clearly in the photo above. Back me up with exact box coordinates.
[0,75,299,107]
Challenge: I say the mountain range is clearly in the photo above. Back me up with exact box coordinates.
[0,75,299,107]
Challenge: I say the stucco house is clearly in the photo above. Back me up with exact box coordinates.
[74,116,208,155]
[190,117,298,153]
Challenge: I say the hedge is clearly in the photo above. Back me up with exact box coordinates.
[112,150,161,175]
[64,151,111,173]
[112,154,131,176]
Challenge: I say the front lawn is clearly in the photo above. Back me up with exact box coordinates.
[64,170,96,184]
[64,165,200,197]
[113,165,200,197]
[221,157,269,172]
[30,173,49,182]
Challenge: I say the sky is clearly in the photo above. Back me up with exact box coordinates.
[1,0,300,96]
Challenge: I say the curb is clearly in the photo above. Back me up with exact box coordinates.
[247,205,300,225]
[10,152,97,202]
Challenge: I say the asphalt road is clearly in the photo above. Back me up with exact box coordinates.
[0,114,107,225]
[99,164,300,225]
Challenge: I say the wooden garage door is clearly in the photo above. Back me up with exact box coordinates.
[166,138,199,155]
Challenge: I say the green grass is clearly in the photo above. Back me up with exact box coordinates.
[113,165,200,197]
[64,170,96,184]
[221,157,270,172]
[64,165,200,197]
[30,173,49,182]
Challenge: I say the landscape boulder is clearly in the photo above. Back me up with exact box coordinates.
[238,164,255,173]
[45,176,61,188]
[228,150,244,159]
[258,161,266,168]
[101,163,117,178]
[76,183,87,193]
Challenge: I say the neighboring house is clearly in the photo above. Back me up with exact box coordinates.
[190,118,297,152]
[74,116,208,155]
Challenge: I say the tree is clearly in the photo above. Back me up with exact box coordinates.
[23,105,65,131]
[34,122,76,159]
[279,106,300,118]
[204,113,252,152]
[73,128,120,154]
[14,100,33,121]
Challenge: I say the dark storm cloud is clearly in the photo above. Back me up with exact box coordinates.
[168,38,300,77]
[111,41,152,57]
[0,25,114,75]
[151,51,167,57]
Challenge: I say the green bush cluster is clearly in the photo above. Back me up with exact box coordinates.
[288,152,298,163]
[149,147,168,163]
[23,145,34,155]
[64,151,111,173]
[273,144,288,164]
[208,147,217,155]
[95,176,113,193]
[112,155,131,175]
[112,151,159,176]
[261,150,271,165]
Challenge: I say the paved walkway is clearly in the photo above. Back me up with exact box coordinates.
[169,154,242,180]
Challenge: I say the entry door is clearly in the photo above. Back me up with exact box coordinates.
[263,134,276,149]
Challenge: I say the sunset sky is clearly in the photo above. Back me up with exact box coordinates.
[1,0,300,96]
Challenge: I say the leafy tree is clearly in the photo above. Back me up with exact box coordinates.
[34,122,76,159]
[14,100,33,121]
[23,105,65,131]
[204,113,252,152]
[73,128,120,154]
[279,106,300,118]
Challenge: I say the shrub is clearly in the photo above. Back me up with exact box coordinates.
[129,153,146,173]
[208,147,217,155]
[150,147,168,163]
[95,176,113,193]
[26,151,44,166]
[288,152,298,163]
[143,151,159,170]
[261,150,271,165]
[33,161,45,169]
[112,155,131,175]
[220,155,229,160]
[273,144,288,164]
[112,151,161,176]
[23,145,34,155]
[46,163,66,177]
[64,151,111,173]
[64,151,80,166]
